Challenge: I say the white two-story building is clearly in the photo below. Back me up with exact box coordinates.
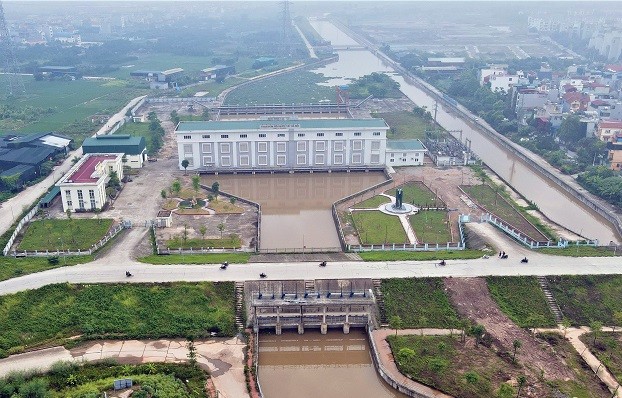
[175,119,390,171]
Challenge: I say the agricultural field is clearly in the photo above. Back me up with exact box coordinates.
[18,219,114,252]
[486,276,557,328]
[0,255,94,282]
[0,362,207,398]
[385,182,439,207]
[375,111,444,140]
[351,211,407,245]
[351,195,391,209]
[381,278,460,328]
[461,184,548,242]
[409,211,452,244]
[0,282,235,356]
[547,275,622,326]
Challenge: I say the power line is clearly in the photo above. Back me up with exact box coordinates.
[0,0,25,97]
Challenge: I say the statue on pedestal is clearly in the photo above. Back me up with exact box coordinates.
[395,188,404,210]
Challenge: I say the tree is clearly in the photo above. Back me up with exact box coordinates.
[170,110,180,125]
[182,224,188,246]
[192,174,200,194]
[171,179,181,197]
[512,339,522,362]
[199,225,207,241]
[107,171,120,189]
[470,324,486,347]
[389,315,403,337]
[217,223,225,239]
[458,319,469,343]
[557,115,586,144]
[160,189,167,199]
[562,318,571,337]
[211,181,220,197]
[230,197,237,205]
[497,383,515,398]
[181,159,190,175]
[590,320,603,345]
[186,338,197,367]
[66,209,72,220]
[516,375,527,398]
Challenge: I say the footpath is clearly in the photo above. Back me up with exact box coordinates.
[0,338,249,398]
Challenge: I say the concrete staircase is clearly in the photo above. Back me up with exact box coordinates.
[372,279,388,327]
[537,276,564,324]
[235,282,245,330]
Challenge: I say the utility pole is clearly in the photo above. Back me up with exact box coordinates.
[433,101,438,122]
[0,0,25,97]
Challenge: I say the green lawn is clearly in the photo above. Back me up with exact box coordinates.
[548,275,622,326]
[386,182,439,207]
[375,111,444,140]
[18,219,114,251]
[0,282,235,356]
[352,195,391,209]
[580,332,622,382]
[0,362,207,398]
[537,246,617,257]
[351,211,408,245]
[167,235,241,249]
[381,278,460,328]
[138,252,250,264]
[486,277,557,328]
[357,249,486,261]
[409,211,452,244]
[114,120,153,150]
[461,184,548,242]
[0,255,94,282]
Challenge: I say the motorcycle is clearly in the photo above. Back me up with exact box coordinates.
[220,262,228,270]
[319,261,327,267]
[260,273,267,278]
[125,271,133,277]
[521,257,529,263]
[438,260,446,266]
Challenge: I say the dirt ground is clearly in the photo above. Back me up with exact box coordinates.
[444,277,575,395]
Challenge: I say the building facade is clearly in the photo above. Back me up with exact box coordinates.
[175,119,389,171]
[56,153,123,212]
[385,140,427,166]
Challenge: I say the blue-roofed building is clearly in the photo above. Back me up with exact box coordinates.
[175,118,389,171]
[385,139,428,166]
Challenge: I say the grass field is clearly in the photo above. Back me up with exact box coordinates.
[375,111,444,140]
[208,199,244,214]
[357,249,487,261]
[352,195,391,209]
[114,120,153,150]
[409,211,452,243]
[486,276,557,327]
[18,219,114,251]
[0,362,207,398]
[537,246,617,257]
[167,235,241,249]
[461,184,548,242]
[0,282,235,355]
[581,332,622,382]
[381,278,460,328]
[351,211,408,245]
[548,275,622,326]
[138,252,250,264]
[0,255,94,282]
[386,182,439,207]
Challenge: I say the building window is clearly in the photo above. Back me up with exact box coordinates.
[297,141,306,152]
[89,189,96,209]
[221,134,229,138]
[371,154,380,164]
[239,155,250,166]
[259,133,266,138]
[315,141,325,151]
[220,143,231,154]
[373,132,381,136]
[240,134,248,138]
[65,190,72,207]
[202,134,210,139]
[315,154,325,164]
[201,143,212,153]
[239,142,249,153]
[277,155,286,166]
[221,156,231,166]
[352,153,362,164]
[77,190,84,209]
[389,159,394,163]
[352,140,363,151]
[184,158,194,167]
[183,135,191,139]
[334,154,343,164]
[336,133,343,137]
[278,133,285,137]
[317,133,324,137]
[297,154,306,165]
[297,133,305,137]
[334,141,344,152]
[258,155,268,166]
[258,142,268,153]
[371,141,380,150]
[202,156,213,166]
[277,142,287,153]
[354,132,362,136]
[183,144,193,155]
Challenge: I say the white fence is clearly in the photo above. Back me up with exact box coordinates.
[2,205,39,256]
[348,242,464,252]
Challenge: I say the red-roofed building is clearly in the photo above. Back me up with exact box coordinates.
[562,92,590,113]
[56,153,123,212]
[596,121,622,142]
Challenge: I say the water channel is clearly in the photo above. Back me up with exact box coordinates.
[208,172,385,250]
[309,19,619,244]
[258,330,406,398]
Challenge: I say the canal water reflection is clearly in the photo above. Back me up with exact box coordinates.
[308,19,618,244]
[258,330,406,398]
[204,172,386,250]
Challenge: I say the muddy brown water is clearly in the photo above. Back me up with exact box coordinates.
[258,330,406,398]
[204,172,386,250]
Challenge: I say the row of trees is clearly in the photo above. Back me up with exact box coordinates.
[147,112,165,155]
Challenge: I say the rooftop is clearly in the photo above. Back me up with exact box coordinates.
[600,121,622,129]
[176,118,388,132]
[66,154,118,184]
[386,139,427,151]
[82,135,146,155]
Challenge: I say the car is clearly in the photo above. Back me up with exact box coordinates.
[473,117,479,122]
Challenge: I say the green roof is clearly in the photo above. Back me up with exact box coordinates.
[82,135,146,155]
[40,186,60,205]
[176,119,388,132]
[386,139,426,151]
